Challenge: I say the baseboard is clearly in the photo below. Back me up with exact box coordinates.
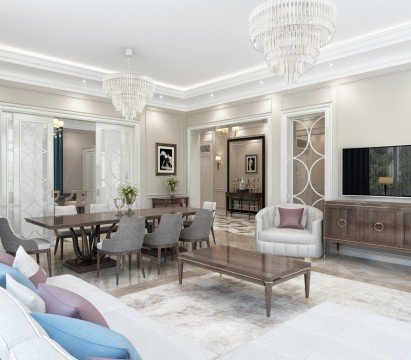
[328,244,411,267]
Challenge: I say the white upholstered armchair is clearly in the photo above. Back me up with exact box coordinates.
[255,204,323,258]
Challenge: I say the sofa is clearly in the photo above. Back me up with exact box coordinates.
[1,274,410,360]
[255,204,323,258]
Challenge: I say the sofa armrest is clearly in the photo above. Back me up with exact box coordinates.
[255,207,276,237]
[311,219,323,244]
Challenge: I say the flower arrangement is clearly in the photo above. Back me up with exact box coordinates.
[118,183,140,205]
[165,176,179,193]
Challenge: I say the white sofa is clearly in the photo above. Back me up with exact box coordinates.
[255,204,323,258]
[1,275,410,359]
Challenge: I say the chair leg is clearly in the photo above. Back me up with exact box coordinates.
[137,251,140,269]
[54,238,59,255]
[138,251,145,278]
[211,226,216,244]
[60,238,64,260]
[206,238,211,247]
[128,254,132,271]
[36,253,40,264]
[116,254,121,285]
[171,246,174,261]
[164,248,167,263]
[46,250,52,277]
[157,248,161,275]
[96,252,100,278]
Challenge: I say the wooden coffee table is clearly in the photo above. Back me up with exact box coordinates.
[178,245,311,317]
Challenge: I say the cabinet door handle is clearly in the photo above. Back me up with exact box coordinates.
[374,222,384,232]
[338,219,347,228]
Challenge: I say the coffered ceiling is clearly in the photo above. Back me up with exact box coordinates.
[0,0,410,111]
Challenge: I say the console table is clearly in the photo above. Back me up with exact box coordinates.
[324,200,411,256]
[225,192,264,219]
[151,196,189,208]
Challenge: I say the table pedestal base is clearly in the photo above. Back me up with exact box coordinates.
[63,257,116,274]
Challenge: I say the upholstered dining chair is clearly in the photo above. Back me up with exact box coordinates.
[64,190,87,213]
[0,217,52,276]
[96,216,146,285]
[143,213,183,275]
[54,205,91,260]
[179,209,213,251]
[183,201,217,244]
[90,203,117,237]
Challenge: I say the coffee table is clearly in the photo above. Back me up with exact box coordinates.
[178,245,311,317]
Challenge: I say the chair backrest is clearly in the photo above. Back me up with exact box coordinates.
[90,203,110,213]
[0,217,23,252]
[154,213,183,244]
[55,205,77,216]
[181,209,213,240]
[111,216,146,251]
[202,202,216,218]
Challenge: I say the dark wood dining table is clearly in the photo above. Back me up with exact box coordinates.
[25,207,200,273]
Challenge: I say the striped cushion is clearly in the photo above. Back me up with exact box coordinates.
[9,337,76,360]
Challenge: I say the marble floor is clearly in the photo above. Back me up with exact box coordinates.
[43,226,411,296]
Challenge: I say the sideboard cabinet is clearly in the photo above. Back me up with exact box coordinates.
[324,200,411,255]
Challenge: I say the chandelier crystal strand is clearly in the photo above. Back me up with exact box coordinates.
[249,0,336,83]
[103,50,155,121]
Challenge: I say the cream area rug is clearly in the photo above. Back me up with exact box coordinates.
[118,271,411,355]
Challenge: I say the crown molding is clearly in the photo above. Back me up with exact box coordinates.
[0,22,409,112]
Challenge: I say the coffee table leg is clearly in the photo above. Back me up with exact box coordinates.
[264,282,273,317]
[304,270,311,298]
[178,259,183,285]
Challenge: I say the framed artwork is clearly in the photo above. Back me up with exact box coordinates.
[245,154,258,173]
[156,143,177,175]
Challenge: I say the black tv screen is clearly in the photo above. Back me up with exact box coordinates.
[342,145,411,197]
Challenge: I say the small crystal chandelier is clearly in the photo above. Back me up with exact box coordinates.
[103,49,155,121]
[215,127,240,138]
[249,0,337,83]
[53,118,64,138]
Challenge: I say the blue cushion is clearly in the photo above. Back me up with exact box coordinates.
[31,313,141,360]
[0,263,37,292]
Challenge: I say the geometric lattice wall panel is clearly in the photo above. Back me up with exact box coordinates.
[290,113,325,211]
[1,112,53,238]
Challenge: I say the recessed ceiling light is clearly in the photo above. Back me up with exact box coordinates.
[82,79,87,83]
[329,63,334,67]
[210,94,214,98]
[160,95,163,99]
[259,80,264,84]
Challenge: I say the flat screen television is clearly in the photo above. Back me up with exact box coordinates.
[342,145,411,197]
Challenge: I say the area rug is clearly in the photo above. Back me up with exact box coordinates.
[118,271,411,355]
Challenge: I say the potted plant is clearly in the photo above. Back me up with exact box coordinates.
[118,183,140,213]
[165,176,179,197]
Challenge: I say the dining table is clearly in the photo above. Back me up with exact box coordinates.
[25,206,200,273]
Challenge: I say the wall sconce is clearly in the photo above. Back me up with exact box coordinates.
[231,126,240,137]
[216,128,229,137]
[215,155,222,170]
[53,118,64,138]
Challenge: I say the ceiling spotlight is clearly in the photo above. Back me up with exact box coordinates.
[210,93,214,98]
[160,95,163,99]
[259,80,264,84]
[329,63,334,67]
[82,79,87,83]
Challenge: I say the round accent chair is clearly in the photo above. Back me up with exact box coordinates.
[255,204,323,258]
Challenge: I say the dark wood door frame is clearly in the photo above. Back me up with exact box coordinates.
[227,135,266,208]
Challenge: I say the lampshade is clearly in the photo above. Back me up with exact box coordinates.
[215,155,222,162]
[378,177,394,185]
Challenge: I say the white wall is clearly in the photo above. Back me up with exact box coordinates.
[63,129,95,192]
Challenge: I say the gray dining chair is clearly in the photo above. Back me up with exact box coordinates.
[90,203,118,236]
[179,209,213,250]
[184,201,217,244]
[143,213,183,275]
[96,216,146,285]
[54,205,91,260]
[0,217,52,276]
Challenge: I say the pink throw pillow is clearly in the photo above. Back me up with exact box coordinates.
[38,284,109,328]
[278,207,304,230]
[0,251,15,266]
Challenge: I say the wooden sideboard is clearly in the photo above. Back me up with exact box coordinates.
[151,196,189,208]
[324,200,411,255]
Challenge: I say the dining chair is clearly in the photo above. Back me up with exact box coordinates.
[0,217,52,276]
[54,205,91,260]
[96,216,146,285]
[53,191,60,206]
[65,190,87,213]
[90,203,117,237]
[184,201,217,244]
[179,209,213,251]
[143,213,182,275]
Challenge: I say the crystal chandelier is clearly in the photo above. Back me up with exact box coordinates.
[103,49,155,121]
[249,0,337,83]
[53,118,64,138]
[216,127,240,138]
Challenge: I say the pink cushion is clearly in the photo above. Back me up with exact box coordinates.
[0,251,14,266]
[38,284,109,328]
[278,207,304,230]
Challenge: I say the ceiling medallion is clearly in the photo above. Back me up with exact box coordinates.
[249,0,337,83]
[103,49,155,121]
